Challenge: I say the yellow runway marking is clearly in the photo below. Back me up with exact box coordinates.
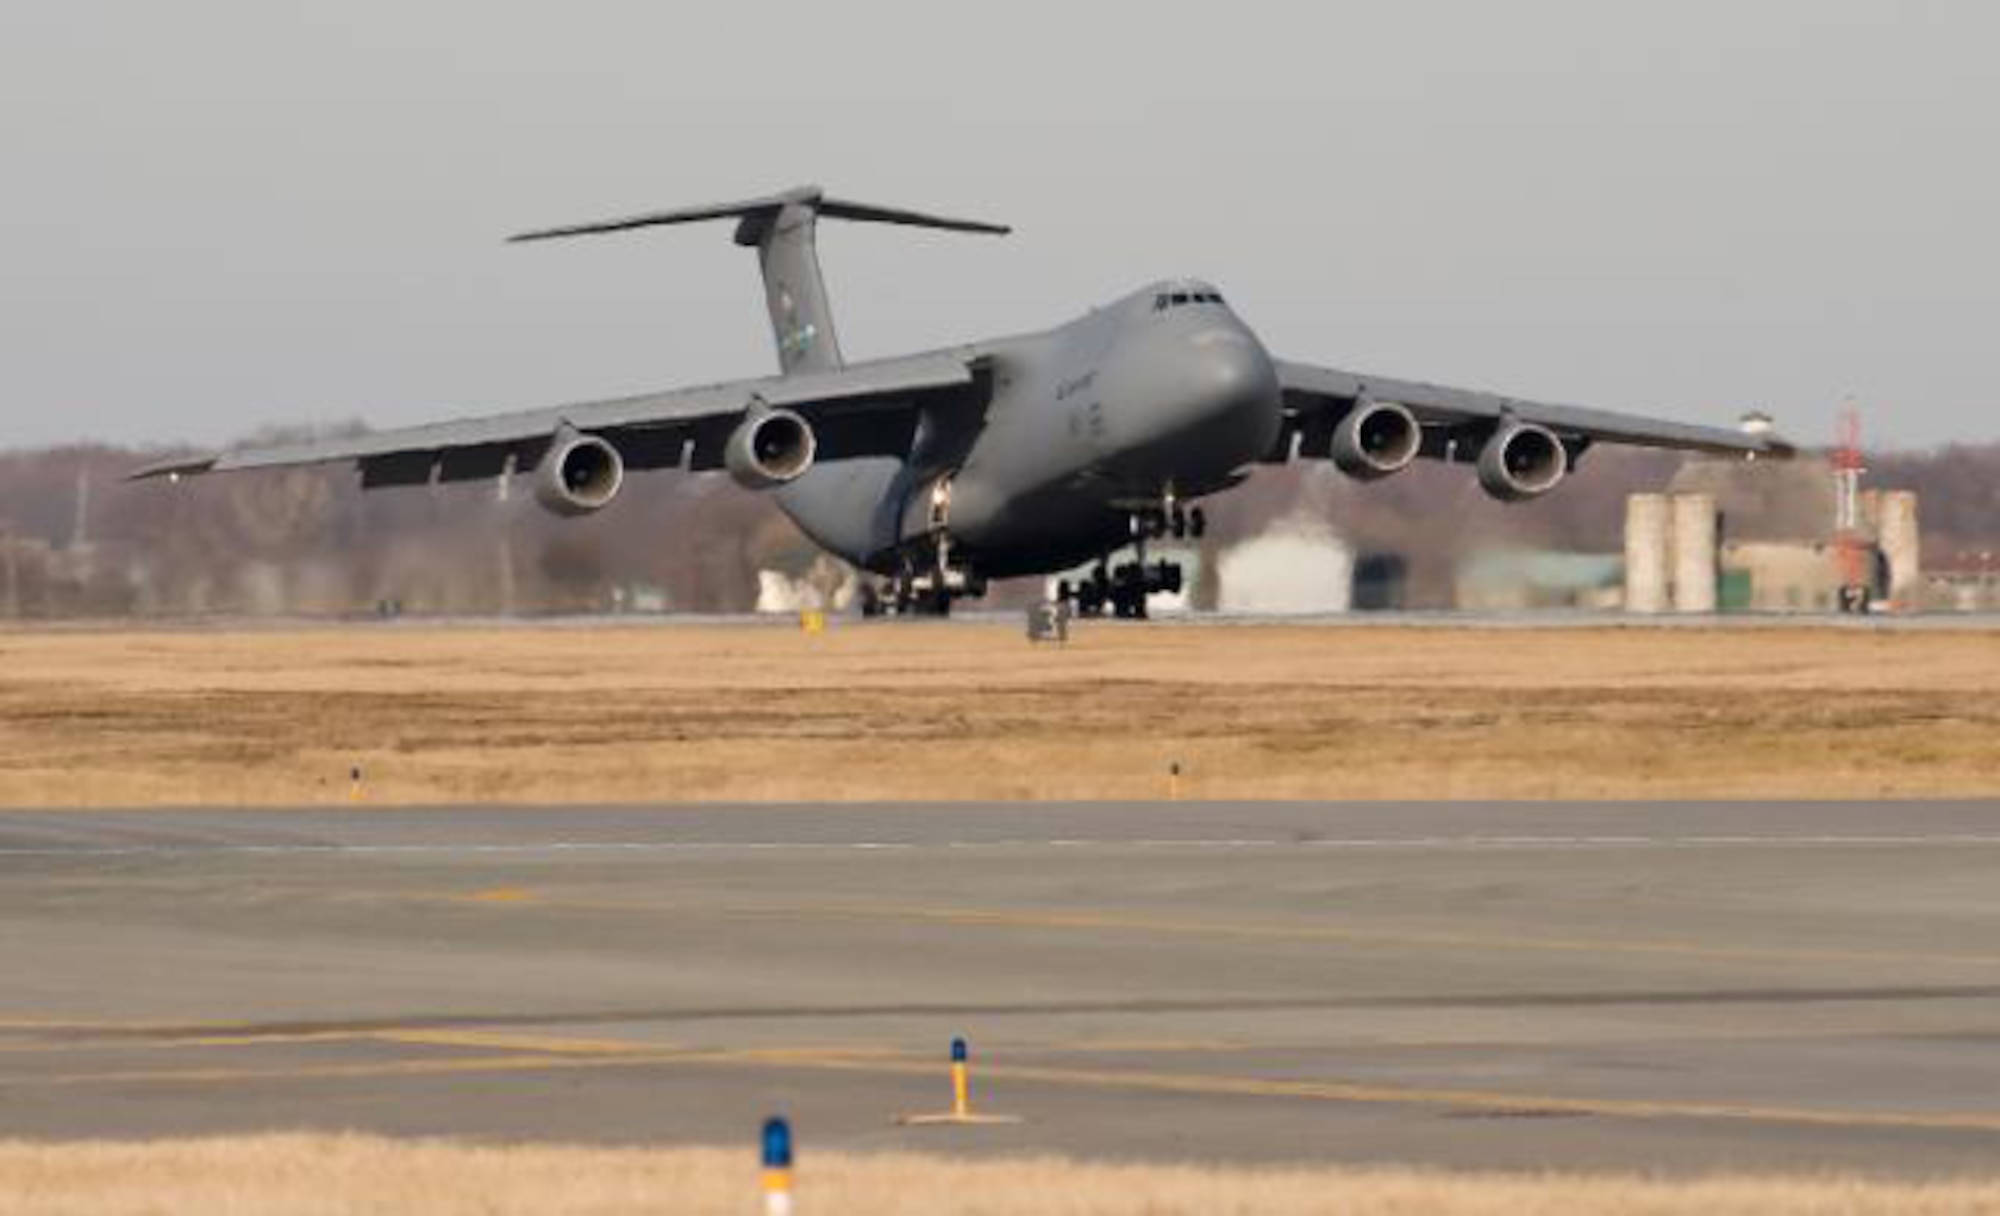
[0,1017,265,1033]
[458,887,538,904]
[429,891,2000,972]
[834,902,2000,971]
[372,1028,666,1056]
[0,1023,669,1058]
[750,1051,2000,1137]
[6,1034,2000,1138]
[0,1051,691,1088]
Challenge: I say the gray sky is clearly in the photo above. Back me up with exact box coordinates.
[3,1,1996,451]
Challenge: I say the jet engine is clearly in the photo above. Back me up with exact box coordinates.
[1476,421,1568,502]
[725,407,817,490]
[1330,399,1422,480]
[534,429,625,516]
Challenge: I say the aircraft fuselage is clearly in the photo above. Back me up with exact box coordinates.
[777,279,1280,581]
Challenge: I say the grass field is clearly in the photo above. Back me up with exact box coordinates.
[0,621,1996,806]
[3,1136,1998,1215]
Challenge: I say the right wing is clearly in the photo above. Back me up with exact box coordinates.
[1274,360,1795,462]
[129,351,983,487]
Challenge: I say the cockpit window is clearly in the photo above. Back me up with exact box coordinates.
[1154,290,1226,312]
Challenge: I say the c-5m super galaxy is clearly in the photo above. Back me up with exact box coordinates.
[135,186,1792,618]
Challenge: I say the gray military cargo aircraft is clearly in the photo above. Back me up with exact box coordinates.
[135,186,1792,618]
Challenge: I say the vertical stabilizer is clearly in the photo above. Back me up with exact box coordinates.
[509,186,1009,377]
[735,196,843,375]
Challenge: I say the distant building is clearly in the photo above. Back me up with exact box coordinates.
[1456,549,1623,612]
[1917,551,2000,613]
[1642,454,1923,614]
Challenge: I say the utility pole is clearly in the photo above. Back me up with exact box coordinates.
[71,465,91,551]
[1,524,18,620]
[69,464,96,587]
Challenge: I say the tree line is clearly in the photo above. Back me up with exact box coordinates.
[1,434,1994,618]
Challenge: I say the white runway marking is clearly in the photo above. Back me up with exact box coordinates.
[7,833,2000,860]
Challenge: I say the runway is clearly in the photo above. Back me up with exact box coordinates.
[3,801,2000,1175]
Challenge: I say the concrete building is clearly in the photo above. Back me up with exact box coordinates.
[1623,494,1672,614]
[1716,541,1853,613]
[1671,493,1719,613]
[1621,491,1719,614]
[1873,490,1921,609]
[1662,454,1921,614]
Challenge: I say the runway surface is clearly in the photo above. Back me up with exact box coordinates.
[3,801,2000,1175]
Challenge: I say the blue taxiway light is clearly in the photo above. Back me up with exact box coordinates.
[762,1117,793,1169]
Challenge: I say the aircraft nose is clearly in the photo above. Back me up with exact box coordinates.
[1160,327,1281,447]
[1102,317,1284,485]
[1187,328,1278,409]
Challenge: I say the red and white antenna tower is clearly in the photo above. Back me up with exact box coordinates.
[1833,403,1869,611]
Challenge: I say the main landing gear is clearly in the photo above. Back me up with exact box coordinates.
[861,558,987,619]
[1060,559,1182,620]
[1132,503,1207,543]
[1057,504,1205,621]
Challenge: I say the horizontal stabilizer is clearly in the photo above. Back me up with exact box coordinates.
[508,185,1009,244]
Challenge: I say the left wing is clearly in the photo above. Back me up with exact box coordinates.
[1273,359,1794,464]
[129,351,981,487]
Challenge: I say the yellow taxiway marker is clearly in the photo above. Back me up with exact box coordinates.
[895,1038,1023,1127]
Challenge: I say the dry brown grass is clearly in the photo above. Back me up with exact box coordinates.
[1,1135,1998,1215]
[0,622,1996,806]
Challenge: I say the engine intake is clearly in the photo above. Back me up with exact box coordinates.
[1330,399,1421,480]
[1477,421,1568,502]
[725,407,817,490]
[534,430,624,516]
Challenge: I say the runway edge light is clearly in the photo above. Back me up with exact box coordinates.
[761,1116,794,1216]
[894,1036,1024,1126]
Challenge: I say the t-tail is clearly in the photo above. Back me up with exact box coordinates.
[510,186,1010,377]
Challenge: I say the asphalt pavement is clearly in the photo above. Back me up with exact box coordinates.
[3,800,1999,1175]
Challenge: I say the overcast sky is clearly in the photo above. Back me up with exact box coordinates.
[3,1,1995,451]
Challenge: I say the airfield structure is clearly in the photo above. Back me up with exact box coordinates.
[1875,489,1921,610]
[1631,413,1925,614]
[1832,407,1871,611]
[1623,494,1672,614]
[1621,492,1719,614]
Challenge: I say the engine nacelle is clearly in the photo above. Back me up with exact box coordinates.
[1330,399,1421,480]
[725,407,817,490]
[1476,421,1568,502]
[534,430,625,516]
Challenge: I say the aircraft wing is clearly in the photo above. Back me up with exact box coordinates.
[1273,359,1795,462]
[129,351,981,486]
